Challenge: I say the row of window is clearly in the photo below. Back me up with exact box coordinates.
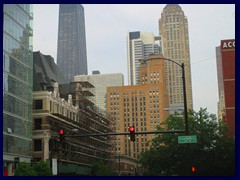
[166,29,181,41]
[4,93,31,119]
[3,134,32,156]
[33,99,79,122]
[4,5,32,30]
[4,113,32,138]
[111,90,145,96]
[167,48,183,60]
[50,101,77,121]
[47,100,110,133]
[4,54,31,83]
[4,35,32,66]
[4,15,31,47]
[4,73,31,101]
[167,41,182,51]
[165,13,182,23]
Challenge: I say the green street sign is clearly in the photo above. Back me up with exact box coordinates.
[178,135,197,144]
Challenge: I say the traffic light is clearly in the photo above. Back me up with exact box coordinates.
[129,126,135,142]
[191,166,196,173]
[59,129,65,143]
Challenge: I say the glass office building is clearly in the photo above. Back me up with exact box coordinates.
[3,4,33,175]
[57,4,88,84]
[127,31,161,85]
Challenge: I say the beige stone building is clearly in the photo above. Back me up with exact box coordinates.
[159,4,193,113]
[32,82,114,175]
[107,54,169,172]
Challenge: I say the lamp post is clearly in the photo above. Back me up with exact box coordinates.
[160,58,189,135]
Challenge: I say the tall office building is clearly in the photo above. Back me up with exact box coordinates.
[216,39,235,137]
[127,31,161,85]
[107,54,169,164]
[3,4,33,176]
[74,71,124,115]
[57,4,88,84]
[159,4,193,113]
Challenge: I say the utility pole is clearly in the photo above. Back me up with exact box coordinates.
[159,58,189,135]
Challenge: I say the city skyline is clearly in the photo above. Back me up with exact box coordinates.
[33,4,235,116]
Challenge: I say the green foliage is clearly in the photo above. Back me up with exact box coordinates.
[139,108,235,176]
[91,161,117,176]
[14,160,52,176]
[33,160,52,176]
[14,162,37,176]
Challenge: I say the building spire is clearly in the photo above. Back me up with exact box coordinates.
[164,4,182,10]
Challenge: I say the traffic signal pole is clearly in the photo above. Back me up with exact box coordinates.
[159,58,189,135]
[60,59,189,139]
[64,129,186,138]
[181,63,189,135]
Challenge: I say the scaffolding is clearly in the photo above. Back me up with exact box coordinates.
[32,81,115,175]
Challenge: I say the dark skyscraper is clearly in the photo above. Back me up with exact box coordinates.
[57,4,88,83]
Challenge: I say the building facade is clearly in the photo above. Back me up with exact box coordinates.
[216,46,225,120]
[127,31,161,85]
[57,4,88,84]
[3,4,33,176]
[217,39,235,136]
[74,72,124,115]
[32,83,114,175]
[159,4,193,113]
[32,52,115,175]
[107,54,169,168]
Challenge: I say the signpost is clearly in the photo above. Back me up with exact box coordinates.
[178,135,197,144]
[52,158,58,175]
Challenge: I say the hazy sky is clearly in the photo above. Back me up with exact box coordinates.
[33,4,235,115]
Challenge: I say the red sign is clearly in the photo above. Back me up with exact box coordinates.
[221,39,235,49]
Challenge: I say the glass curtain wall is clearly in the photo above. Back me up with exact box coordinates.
[3,4,33,175]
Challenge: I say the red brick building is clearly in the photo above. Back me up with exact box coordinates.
[219,39,235,136]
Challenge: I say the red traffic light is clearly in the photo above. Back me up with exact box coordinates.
[191,166,196,172]
[59,129,64,135]
[129,126,135,132]
[129,126,135,141]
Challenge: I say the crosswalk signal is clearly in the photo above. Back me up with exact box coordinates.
[129,126,135,142]
[59,129,65,143]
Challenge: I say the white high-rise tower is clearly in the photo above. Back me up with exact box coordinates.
[127,31,161,85]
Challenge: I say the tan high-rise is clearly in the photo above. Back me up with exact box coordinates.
[107,54,169,160]
[159,4,193,112]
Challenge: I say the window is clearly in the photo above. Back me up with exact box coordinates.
[34,139,42,151]
[34,99,43,109]
[34,118,42,130]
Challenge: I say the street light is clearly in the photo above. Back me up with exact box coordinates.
[159,58,189,135]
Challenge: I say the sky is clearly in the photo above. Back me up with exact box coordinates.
[33,4,235,116]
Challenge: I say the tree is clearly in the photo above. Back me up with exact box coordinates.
[139,108,235,176]
[33,160,52,176]
[14,160,52,176]
[14,162,37,176]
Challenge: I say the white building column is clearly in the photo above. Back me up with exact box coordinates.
[43,131,51,161]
